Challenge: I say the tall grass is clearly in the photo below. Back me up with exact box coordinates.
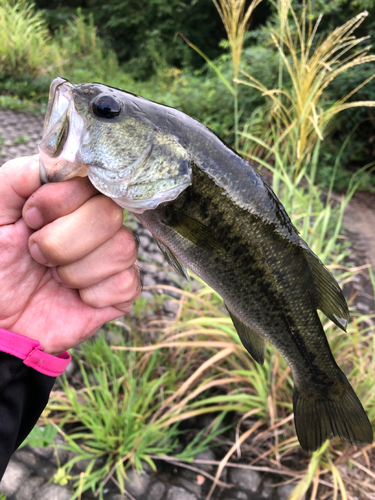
[211,0,263,150]
[0,0,57,77]
[52,10,122,87]
[237,0,375,179]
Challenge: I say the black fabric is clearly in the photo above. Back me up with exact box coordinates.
[0,351,55,478]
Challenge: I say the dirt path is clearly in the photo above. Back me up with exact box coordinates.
[343,191,375,313]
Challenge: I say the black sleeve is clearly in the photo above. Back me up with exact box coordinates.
[0,351,56,478]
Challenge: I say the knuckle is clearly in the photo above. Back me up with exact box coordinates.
[102,198,123,229]
[80,287,102,309]
[118,266,141,298]
[115,228,138,260]
[38,229,66,263]
[57,265,81,288]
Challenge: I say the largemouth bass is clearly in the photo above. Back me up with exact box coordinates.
[39,77,372,452]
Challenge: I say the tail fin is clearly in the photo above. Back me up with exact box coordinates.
[293,374,373,453]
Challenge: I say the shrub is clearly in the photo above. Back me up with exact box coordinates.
[0,0,57,77]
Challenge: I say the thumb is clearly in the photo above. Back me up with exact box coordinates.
[0,155,41,226]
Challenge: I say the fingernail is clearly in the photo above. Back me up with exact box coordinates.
[30,243,49,265]
[24,207,43,229]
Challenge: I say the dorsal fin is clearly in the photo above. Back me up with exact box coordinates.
[304,249,349,331]
[226,305,267,365]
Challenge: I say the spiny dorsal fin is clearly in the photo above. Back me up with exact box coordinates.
[226,305,267,365]
[154,238,190,281]
[304,249,349,331]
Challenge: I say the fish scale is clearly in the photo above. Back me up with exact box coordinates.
[39,77,373,453]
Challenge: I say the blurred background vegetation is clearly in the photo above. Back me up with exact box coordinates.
[0,0,375,190]
[2,0,375,498]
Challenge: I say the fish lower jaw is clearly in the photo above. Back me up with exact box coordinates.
[87,171,190,214]
[39,149,88,183]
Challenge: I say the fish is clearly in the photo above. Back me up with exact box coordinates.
[39,77,372,453]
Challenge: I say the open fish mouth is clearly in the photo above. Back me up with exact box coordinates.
[39,78,88,183]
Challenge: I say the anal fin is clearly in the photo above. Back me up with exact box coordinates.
[226,305,267,365]
[304,249,350,331]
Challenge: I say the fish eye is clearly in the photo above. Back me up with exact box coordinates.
[91,95,121,119]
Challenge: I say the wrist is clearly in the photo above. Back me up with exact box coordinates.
[0,328,71,377]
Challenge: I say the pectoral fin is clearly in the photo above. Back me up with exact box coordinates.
[162,208,226,254]
[154,238,190,281]
[226,305,267,365]
[304,249,350,331]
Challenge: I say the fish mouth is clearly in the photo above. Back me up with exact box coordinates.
[39,78,88,183]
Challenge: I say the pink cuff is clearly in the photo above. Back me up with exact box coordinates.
[0,328,71,377]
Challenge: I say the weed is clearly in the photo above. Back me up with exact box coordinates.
[20,423,57,448]
[0,0,57,77]
[13,135,29,146]
[47,330,234,499]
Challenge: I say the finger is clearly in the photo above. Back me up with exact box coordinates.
[51,226,138,289]
[29,195,124,266]
[79,265,142,310]
[22,176,98,230]
[0,155,40,226]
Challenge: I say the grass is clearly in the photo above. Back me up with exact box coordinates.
[0,0,57,77]
[46,324,239,499]
[237,0,375,180]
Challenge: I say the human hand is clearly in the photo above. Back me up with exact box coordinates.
[0,155,141,355]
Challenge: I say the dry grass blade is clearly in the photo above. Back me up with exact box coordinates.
[148,455,230,489]
[151,346,236,422]
[212,0,263,78]
[205,420,264,500]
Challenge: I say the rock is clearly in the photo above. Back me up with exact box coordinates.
[50,446,70,467]
[32,444,54,458]
[125,469,151,497]
[38,483,72,500]
[357,302,370,312]
[278,482,303,500]
[14,449,39,467]
[16,476,45,500]
[64,359,77,376]
[233,492,248,499]
[141,290,154,301]
[139,235,151,250]
[143,274,157,287]
[229,467,261,492]
[36,461,58,480]
[164,300,179,315]
[193,449,216,472]
[146,481,166,500]
[173,476,202,497]
[0,460,31,496]
[166,485,197,500]
[152,252,165,264]
[261,477,274,498]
